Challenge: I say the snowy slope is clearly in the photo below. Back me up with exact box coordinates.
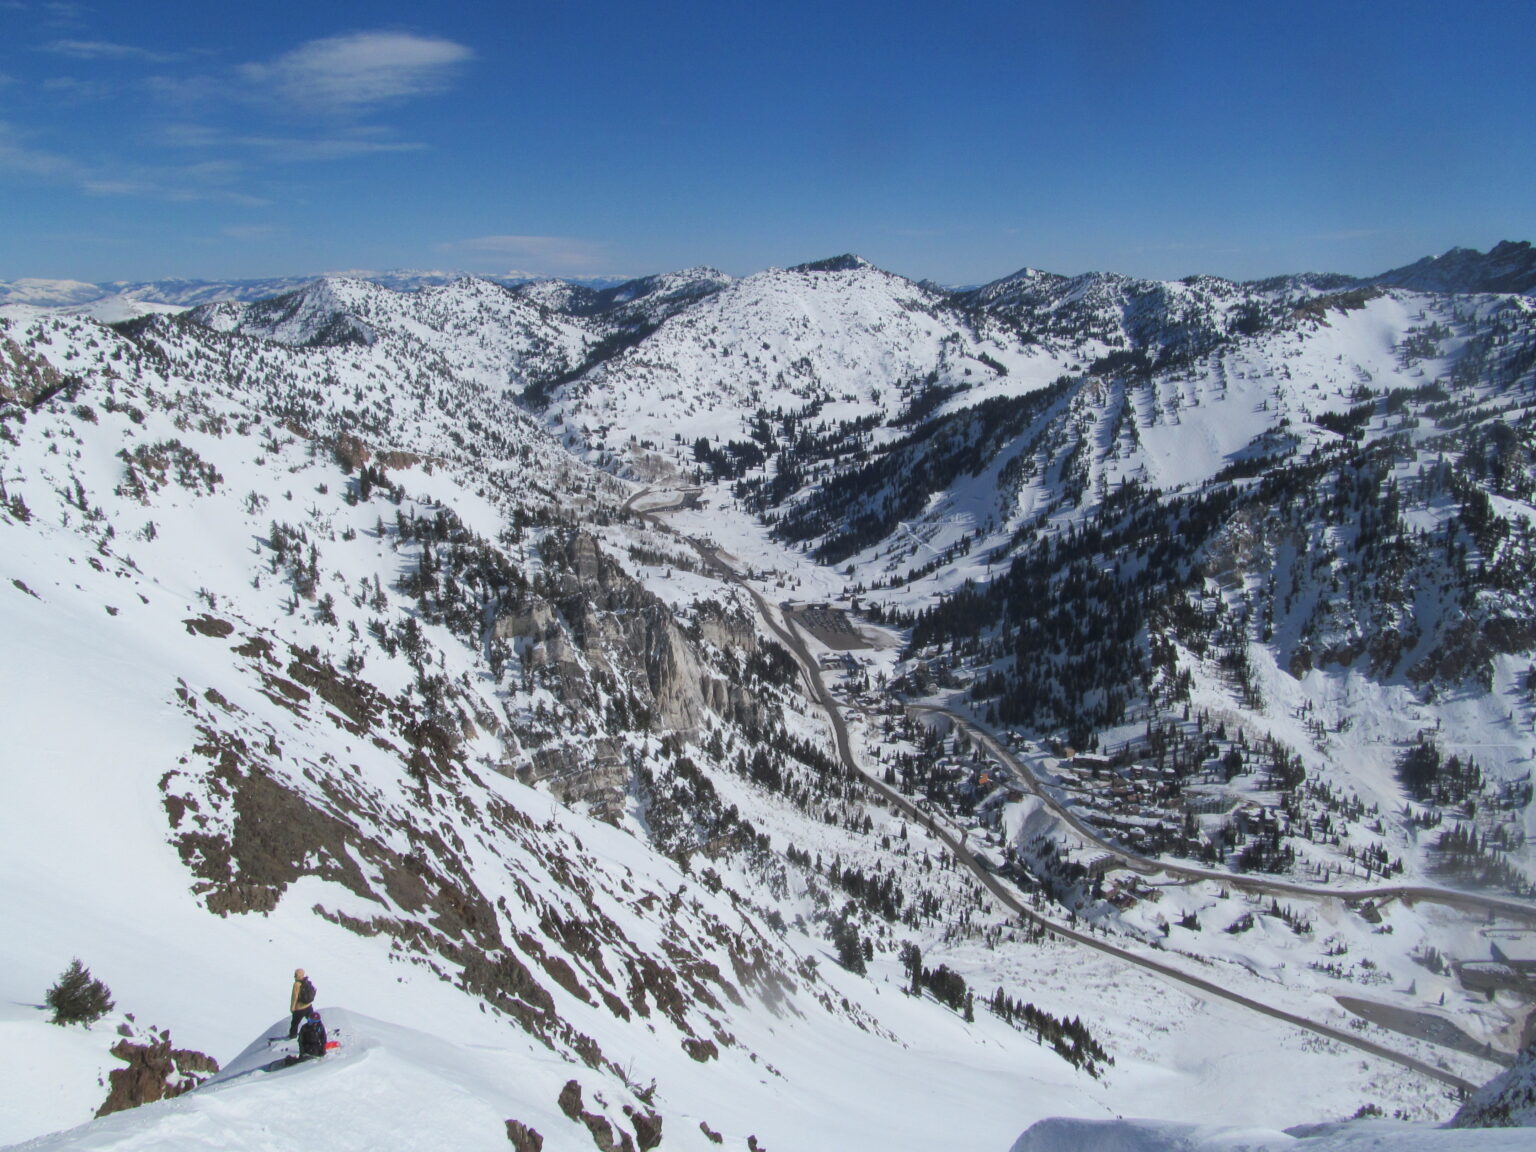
[960,266,1276,366]
[536,255,1074,472]
[517,266,735,325]
[862,293,1529,910]
[4,247,1534,1150]
[186,275,595,387]
[1450,1041,1536,1128]
[1009,1115,1536,1151]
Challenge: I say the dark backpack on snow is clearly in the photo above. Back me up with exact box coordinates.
[297,1014,328,1058]
[299,976,316,1005]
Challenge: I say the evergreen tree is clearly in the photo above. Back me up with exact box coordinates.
[46,958,114,1026]
[829,915,866,975]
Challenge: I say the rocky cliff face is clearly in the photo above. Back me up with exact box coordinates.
[491,529,767,819]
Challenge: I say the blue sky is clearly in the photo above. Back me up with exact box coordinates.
[3,0,1533,285]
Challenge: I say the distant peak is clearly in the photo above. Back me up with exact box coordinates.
[995,266,1063,286]
[1429,241,1531,261]
[790,254,875,274]
[1370,239,1536,295]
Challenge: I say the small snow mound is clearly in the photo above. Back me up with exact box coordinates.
[205,1006,362,1086]
[1003,794,1060,846]
[1010,1116,1536,1151]
[1009,1117,1291,1152]
[13,1008,539,1151]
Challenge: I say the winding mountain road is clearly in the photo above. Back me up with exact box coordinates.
[909,704,1536,926]
[624,489,1487,1094]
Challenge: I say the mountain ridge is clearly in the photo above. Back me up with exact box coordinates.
[7,240,1531,315]
[3,238,1534,1148]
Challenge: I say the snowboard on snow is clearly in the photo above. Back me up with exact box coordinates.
[264,1029,342,1064]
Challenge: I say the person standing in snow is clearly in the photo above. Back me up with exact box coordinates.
[288,968,316,1038]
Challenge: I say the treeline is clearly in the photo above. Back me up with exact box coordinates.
[910,477,1241,745]
[1435,823,1533,895]
[898,942,973,1019]
[728,407,883,508]
[897,370,1533,748]
[985,987,1113,1078]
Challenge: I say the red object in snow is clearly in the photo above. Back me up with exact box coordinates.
[325,1041,340,1050]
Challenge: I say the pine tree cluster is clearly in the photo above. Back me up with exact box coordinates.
[986,987,1113,1078]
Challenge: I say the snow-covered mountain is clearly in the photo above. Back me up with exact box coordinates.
[957,266,1278,367]
[518,266,735,323]
[1369,241,1536,296]
[3,242,1536,1150]
[752,282,1536,926]
[529,254,1077,485]
[0,269,636,314]
[3,300,1088,1149]
[0,292,1239,1150]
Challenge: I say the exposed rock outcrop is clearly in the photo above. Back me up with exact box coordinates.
[505,1119,544,1151]
[557,1079,636,1152]
[499,530,773,817]
[0,335,68,410]
[96,1023,218,1117]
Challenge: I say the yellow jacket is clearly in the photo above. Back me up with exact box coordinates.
[290,978,313,1012]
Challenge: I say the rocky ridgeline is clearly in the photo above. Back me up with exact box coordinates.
[0,294,929,1139]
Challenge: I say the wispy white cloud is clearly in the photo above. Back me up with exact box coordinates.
[42,75,113,101]
[435,235,615,276]
[81,179,268,206]
[17,1,90,25]
[40,38,180,62]
[244,135,425,161]
[220,223,285,240]
[0,120,75,178]
[241,31,473,115]
[0,28,471,210]
[0,120,266,204]
[158,121,425,162]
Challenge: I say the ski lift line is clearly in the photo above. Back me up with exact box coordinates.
[634,489,1487,1091]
